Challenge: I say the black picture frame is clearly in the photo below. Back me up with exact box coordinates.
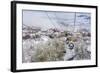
[11,1,98,72]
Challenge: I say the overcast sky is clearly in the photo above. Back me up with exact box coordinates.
[23,10,91,31]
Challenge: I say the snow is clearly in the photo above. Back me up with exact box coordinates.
[22,10,91,63]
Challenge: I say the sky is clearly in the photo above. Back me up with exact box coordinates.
[23,10,91,31]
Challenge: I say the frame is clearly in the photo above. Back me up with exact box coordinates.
[11,1,98,72]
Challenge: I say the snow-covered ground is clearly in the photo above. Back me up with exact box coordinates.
[22,11,91,63]
[22,29,91,63]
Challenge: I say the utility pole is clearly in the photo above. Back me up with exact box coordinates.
[74,12,76,32]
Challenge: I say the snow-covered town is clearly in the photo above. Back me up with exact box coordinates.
[22,11,91,63]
